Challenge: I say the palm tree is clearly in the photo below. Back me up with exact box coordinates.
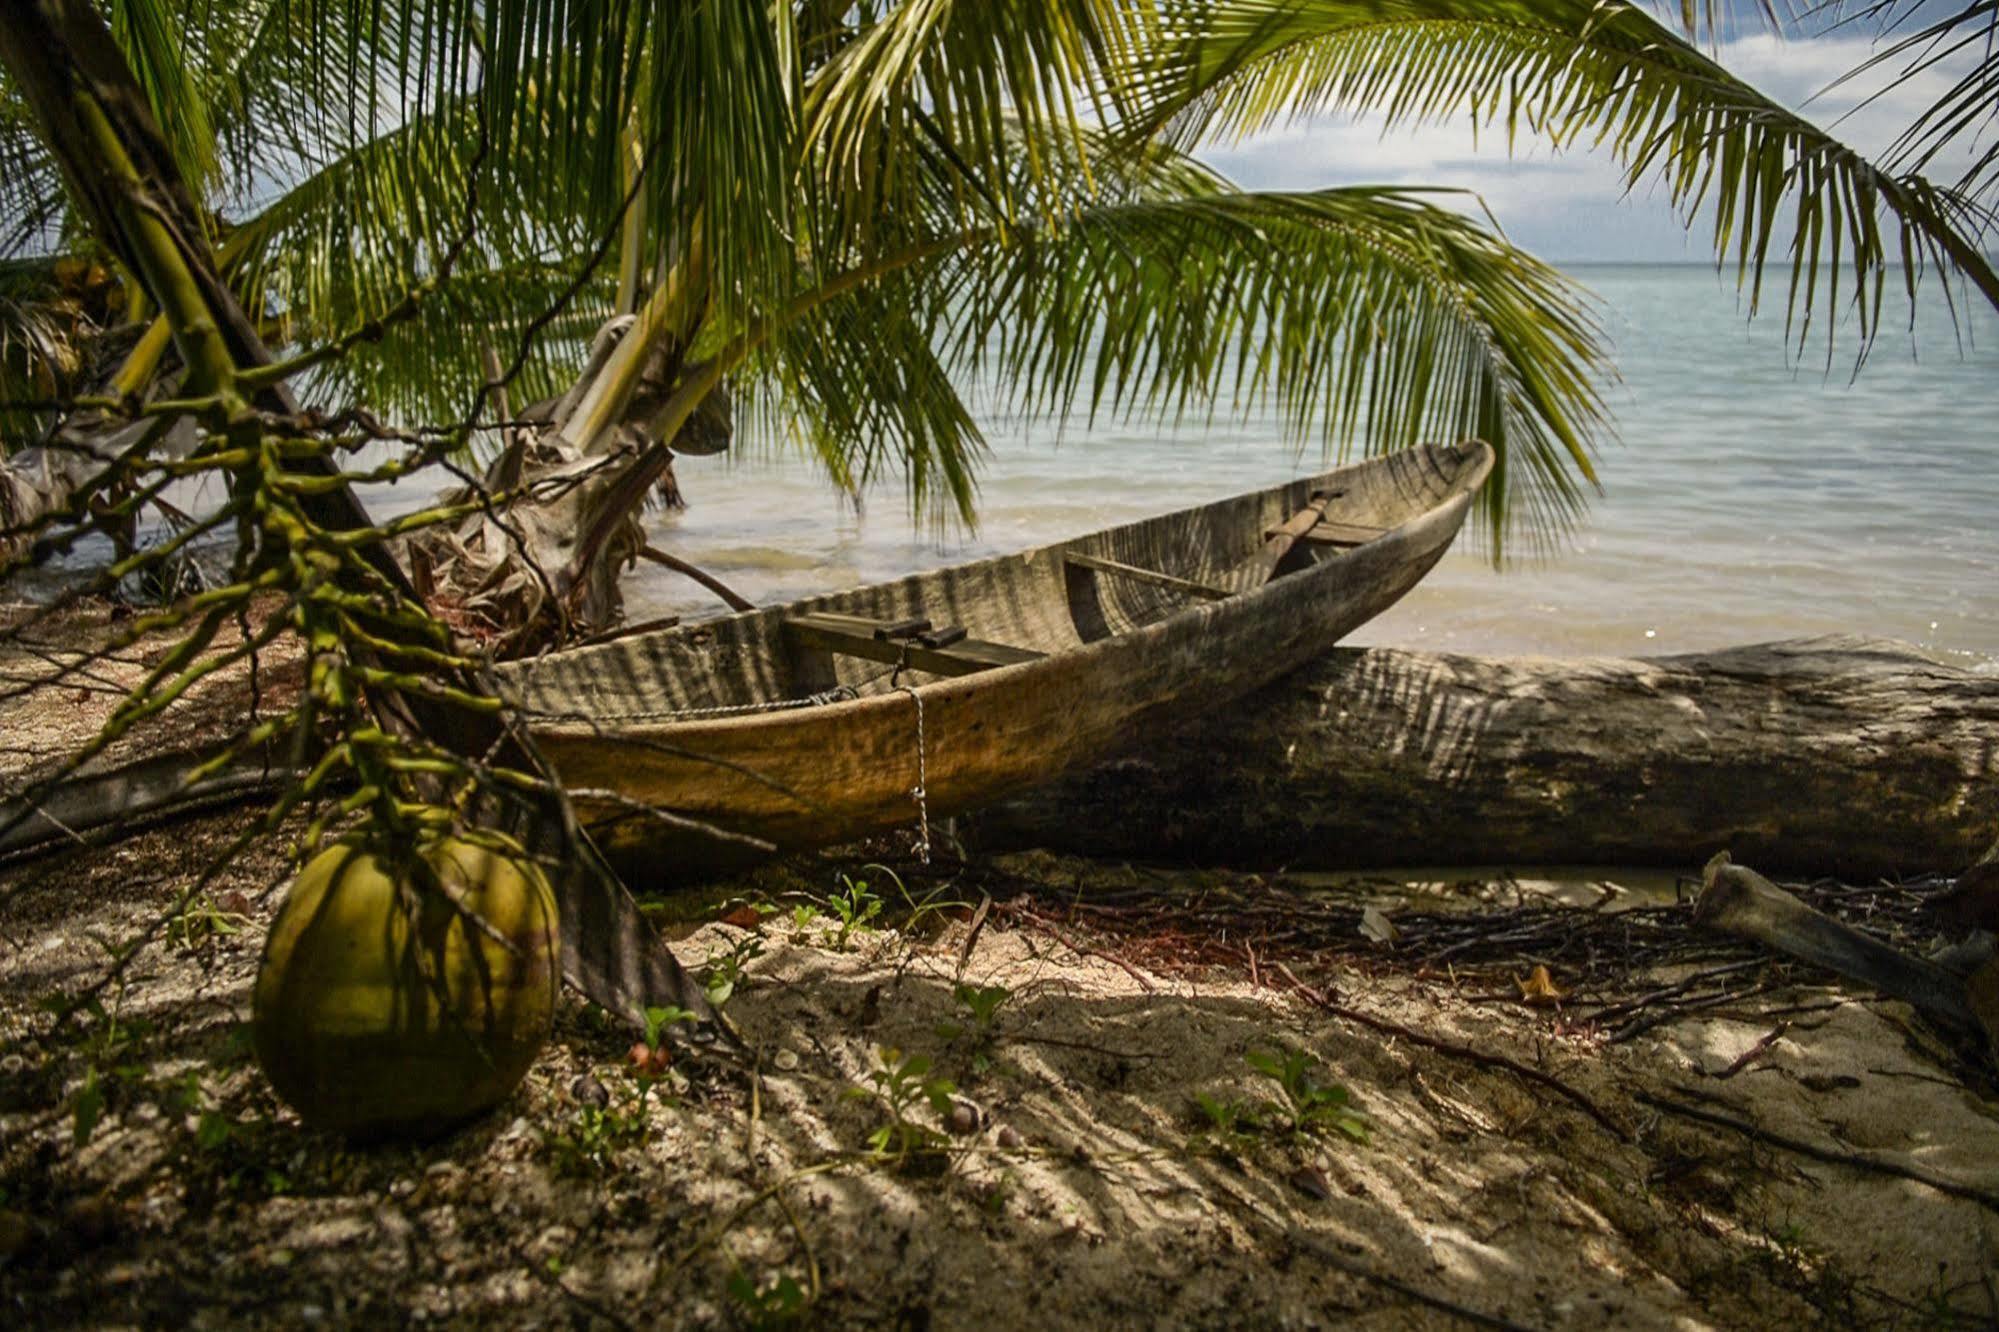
[0,0,1609,1027]
[0,5,1611,624]
[12,3,1994,635]
[0,0,623,562]
[3,0,1994,1022]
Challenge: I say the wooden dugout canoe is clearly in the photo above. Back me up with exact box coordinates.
[501,439,1494,879]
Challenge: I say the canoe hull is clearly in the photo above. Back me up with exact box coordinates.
[514,441,1492,881]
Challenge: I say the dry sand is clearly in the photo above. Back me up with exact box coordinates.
[3,822,1996,1330]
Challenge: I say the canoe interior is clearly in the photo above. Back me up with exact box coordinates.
[500,441,1486,727]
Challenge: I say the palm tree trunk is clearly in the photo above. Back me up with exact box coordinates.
[0,0,410,587]
[403,264,734,650]
[1,319,176,567]
[0,0,709,1029]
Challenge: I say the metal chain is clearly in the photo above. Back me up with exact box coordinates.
[894,682,931,865]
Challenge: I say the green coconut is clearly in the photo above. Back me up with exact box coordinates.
[253,835,559,1139]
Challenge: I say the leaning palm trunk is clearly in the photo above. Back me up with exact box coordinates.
[403,308,733,652]
[0,428,129,564]
[0,321,177,566]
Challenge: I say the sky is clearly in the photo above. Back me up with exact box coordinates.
[1200,24,1983,264]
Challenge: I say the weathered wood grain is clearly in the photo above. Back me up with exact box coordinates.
[1693,853,1981,1031]
[970,636,1999,879]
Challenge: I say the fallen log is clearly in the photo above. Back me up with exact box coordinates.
[970,635,1999,879]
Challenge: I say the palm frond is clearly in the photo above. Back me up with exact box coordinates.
[725,108,1610,554]
[302,257,617,429]
[199,0,410,202]
[109,0,219,199]
[1133,0,1999,353]
[0,0,395,259]
[1819,1,1999,204]
[221,96,557,329]
[0,261,83,444]
[802,1,1154,246]
[0,78,66,258]
[747,275,987,530]
[937,184,1611,556]
[1652,0,1796,43]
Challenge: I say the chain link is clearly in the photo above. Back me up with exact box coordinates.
[894,682,931,865]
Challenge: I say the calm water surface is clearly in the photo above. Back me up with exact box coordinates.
[395,265,1999,666]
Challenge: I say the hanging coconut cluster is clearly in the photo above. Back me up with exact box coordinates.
[252,835,560,1139]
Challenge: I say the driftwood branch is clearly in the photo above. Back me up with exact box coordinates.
[973,636,1999,879]
[1277,962,1630,1142]
[1693,854,1980,1032]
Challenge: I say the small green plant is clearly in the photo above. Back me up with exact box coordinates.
[548,1084,656,1176]
[1190,1091,1263,1155]
[66,998,151,1147]
[173,1069,234,1152]
[626,1005,697,1080]
[790,903,820,933]
[827,873,884,949]
[888,867,971,935]
[550,1013,688,1175]
[952,983,1011,1032]
[1751,1215,1864,1323]
[847,1047,956,1163]
[165,894,251,952]
[726,1268,809,1328]
[1245,1047,1369,1144]
[938,982,1012,1074]
[643,1005,697,1050]
[71,1070,104,1147]
[703,935,765,1008]
[74,998,148,1071]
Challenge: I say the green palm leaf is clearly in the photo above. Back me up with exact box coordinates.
[728,120,1610,554]
[1131,0,1999,353]
[938,184,1609,555]
[1818,1,1999,205]
[108,0,219,198]
[744,275,987,530]
[802,1,1153,244]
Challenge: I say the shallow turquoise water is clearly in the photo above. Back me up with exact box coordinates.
[606,264,1997,666]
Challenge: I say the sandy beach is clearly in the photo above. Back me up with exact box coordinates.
[4,818,1997,1329]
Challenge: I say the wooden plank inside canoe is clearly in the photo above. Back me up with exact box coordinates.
[1284,520,1387,549]
[785,613,1045,679]
[1063,551,1233,601]
[1242,491,1334,585]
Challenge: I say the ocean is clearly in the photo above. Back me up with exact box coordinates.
[614,263,1999,669]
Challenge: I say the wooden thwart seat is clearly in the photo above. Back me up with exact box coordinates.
[784,612,1045,679]
[1255,516,1383,544]
[1299,520,1388,548]
[1063,551,1233,601]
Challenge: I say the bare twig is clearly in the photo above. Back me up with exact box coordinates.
[1276,962,1630,1143]
[1638,1091,1999,1215]
[1704,1023,1792,1079]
